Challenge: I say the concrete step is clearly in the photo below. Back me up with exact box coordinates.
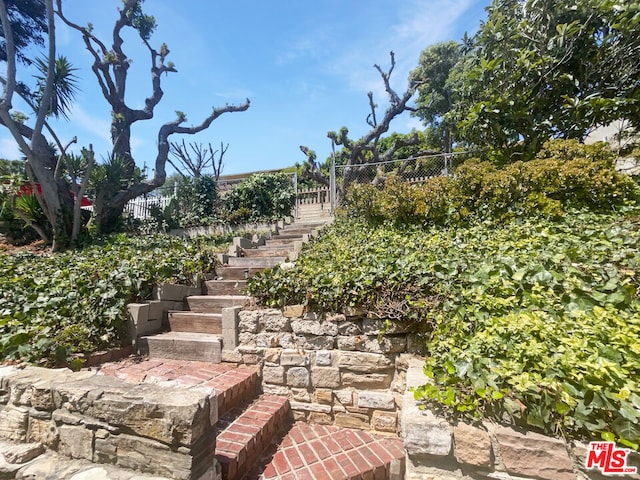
[227,257,286,268]
[255,422,406,479]
[216,395,292,480]
[276,227,318,235]
[168,311,222,334]
[285,220,327,228]
[186,295,250,313]
[277,225,325,234]
[205,279,247,296]
[296,215,331,222]
[297,203,326,209]
[215,267,264,281]
[262,237,299,246]
[241,247,293,258]
[266,233,307,241]
[137,332,222,363]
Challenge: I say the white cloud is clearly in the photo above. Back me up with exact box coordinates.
[0,137,22,160]
[332,0,477,97]
[69,105,112,144]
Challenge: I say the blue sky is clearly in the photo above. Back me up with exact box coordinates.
[1,0,490,176]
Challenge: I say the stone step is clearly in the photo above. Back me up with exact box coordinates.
[296,215,331,222]
[216,395,292,480]
[168,311,222,334]
[205,279,247,296]
[137,331,222,363]
[284,220,327,228]
[186,295,250,313]
[297,203,327,209]
[241,247,293,258]
[215,267,264,281]
[1,449,174,480]
[227,257,286,268]
[98,358,260,419]
[255,422,406,479]
[276,227,318,234]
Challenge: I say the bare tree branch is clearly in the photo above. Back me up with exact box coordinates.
[299,145,329,187]
[374,51,401,105]
[212,142,227,181]
[302,52,424,200]
[168,138,226,178]
[366,92,377,128]
[114,99,250,203]
[55,0,115,103]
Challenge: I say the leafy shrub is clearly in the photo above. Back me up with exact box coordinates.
[222,173,294,224]
[1,163,48,243]
[341,140,639,226]
[536,138,616,164]
[174,175,219,227]
[248,209,640,445]
[0,233,229,365]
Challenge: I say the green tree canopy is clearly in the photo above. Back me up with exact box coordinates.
[410,41,462,152]
[0,0,47,65]
[448,0,640,160]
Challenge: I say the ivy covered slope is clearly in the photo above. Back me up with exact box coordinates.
[0,234,227,365]
[248,141,640,447]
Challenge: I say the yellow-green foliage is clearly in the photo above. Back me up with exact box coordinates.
[248,210,640,446]
[342,140,639,226]
[0,234,230,365]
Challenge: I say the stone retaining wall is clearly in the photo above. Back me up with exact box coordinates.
[222,307,420,434]
[0,366,218,480]
[401,358,640,480]
[225,308,640,480]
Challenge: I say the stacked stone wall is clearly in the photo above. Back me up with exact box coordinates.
[223,307,420,435]
[226,308,640,480]
[0,366,218,480]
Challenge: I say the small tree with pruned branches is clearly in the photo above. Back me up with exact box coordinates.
[300,52,426,202]
[55,0,249,233]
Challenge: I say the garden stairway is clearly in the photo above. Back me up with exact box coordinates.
[138,220,330,363]
[99,357,406,480]
[112,219,406,479]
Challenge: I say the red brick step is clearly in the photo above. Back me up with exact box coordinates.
[254,422,405,480]
[216,395,292,480]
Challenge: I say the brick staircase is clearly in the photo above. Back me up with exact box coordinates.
[100,357,405,480]
[127,218,405,479]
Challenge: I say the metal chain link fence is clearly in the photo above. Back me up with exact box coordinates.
[119,152,479,219]
[331,150,479,208]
